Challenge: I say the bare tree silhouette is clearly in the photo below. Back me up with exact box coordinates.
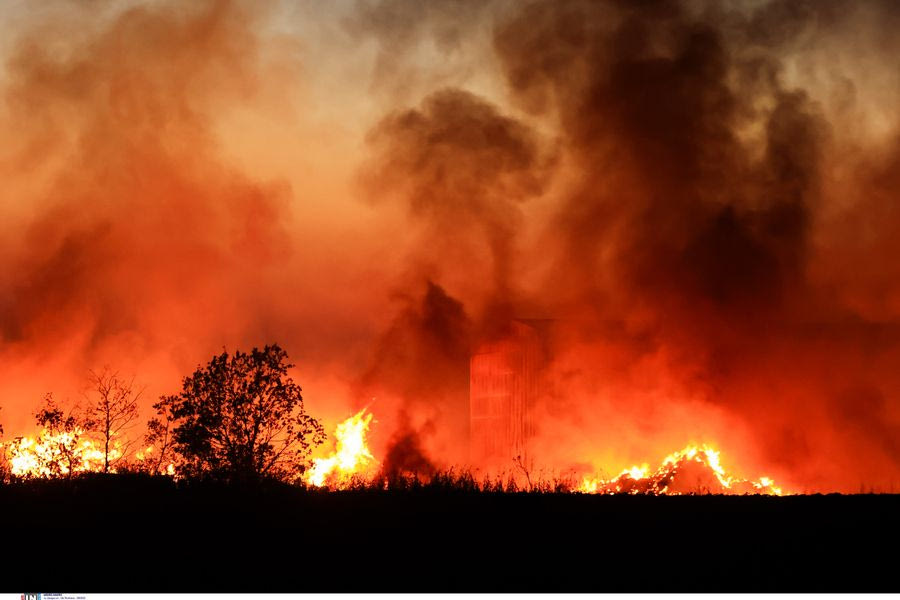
[85,369,142,473]
[143,412,176,476]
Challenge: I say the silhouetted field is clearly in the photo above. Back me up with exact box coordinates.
[1,474,897,592]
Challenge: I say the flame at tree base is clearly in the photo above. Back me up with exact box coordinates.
[2,429,122,478]
[305,408,376,488]
[1,407,786,496]
[579,445,785,495]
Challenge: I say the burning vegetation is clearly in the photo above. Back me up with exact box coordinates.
[0,356,785,495]
[5,2,900,593]
[2,0,900,495]
[5,429,119,479]
[578,445,783,496]
[305,408,377,488]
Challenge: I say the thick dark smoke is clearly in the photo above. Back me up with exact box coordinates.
[364,87,551,303]
[489,0,832,479]
[358,84,560,464]
[379,410,438,481]
[4,0,900,491]
[492,0,900,490]
[356,281,472,460]
[360,0,900,490]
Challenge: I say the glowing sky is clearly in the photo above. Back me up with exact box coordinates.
[2,0,900,492]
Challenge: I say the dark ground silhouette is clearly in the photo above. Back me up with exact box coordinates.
[1,474,897,592]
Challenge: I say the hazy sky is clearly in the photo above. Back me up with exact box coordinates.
[2,0,900,492]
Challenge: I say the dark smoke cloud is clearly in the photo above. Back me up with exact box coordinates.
[357,87,554,462]
[4,0,900,492]
[362,0,900,490]
[379,410,438,481]
[357,281,471,451]
[364,87,551,301]
[492,0,900,490]
[497,0,824,322]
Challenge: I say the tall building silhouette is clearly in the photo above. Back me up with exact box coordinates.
[469,319,552,467]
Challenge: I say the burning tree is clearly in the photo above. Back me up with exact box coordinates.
[140,413,176,476]
[0,407,6,482]
[152,344,326,483]
[34,395,89,478]
[85,369,142,473]
[4,394,96,479]
[4,372,139,478]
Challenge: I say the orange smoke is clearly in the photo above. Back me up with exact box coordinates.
[2,0,900,494]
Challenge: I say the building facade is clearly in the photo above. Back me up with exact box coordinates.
[469,320,551,467]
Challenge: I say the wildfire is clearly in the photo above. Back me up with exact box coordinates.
[3,429,122,478]
[135,445,176,476]
[2,410,785,496]
[578,444,785,495]
[305,408,376,488]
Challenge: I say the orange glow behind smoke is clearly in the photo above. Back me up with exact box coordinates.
[579,444,785,495]
[305,409,376,488]
[2,0,900,494]
[2,408,785,495]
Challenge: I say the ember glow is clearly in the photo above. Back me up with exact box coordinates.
[134,446,176,477]
[305,409,376,488]
[579,445,784,496]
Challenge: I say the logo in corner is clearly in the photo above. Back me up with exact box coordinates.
[22,594,41,600]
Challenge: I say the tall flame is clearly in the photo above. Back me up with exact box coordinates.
[579,444,785,495]
[305,409,376,488]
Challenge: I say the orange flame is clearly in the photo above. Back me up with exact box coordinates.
[3,429,123,478]
[578,444,785,495]
[134,445,176,476]
[305,408,376,488]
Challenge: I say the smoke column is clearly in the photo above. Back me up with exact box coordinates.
[2,0,900,491]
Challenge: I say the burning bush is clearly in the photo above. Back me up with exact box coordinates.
[3,394,113,479]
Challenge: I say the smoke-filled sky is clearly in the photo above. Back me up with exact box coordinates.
[2,0,900,492]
